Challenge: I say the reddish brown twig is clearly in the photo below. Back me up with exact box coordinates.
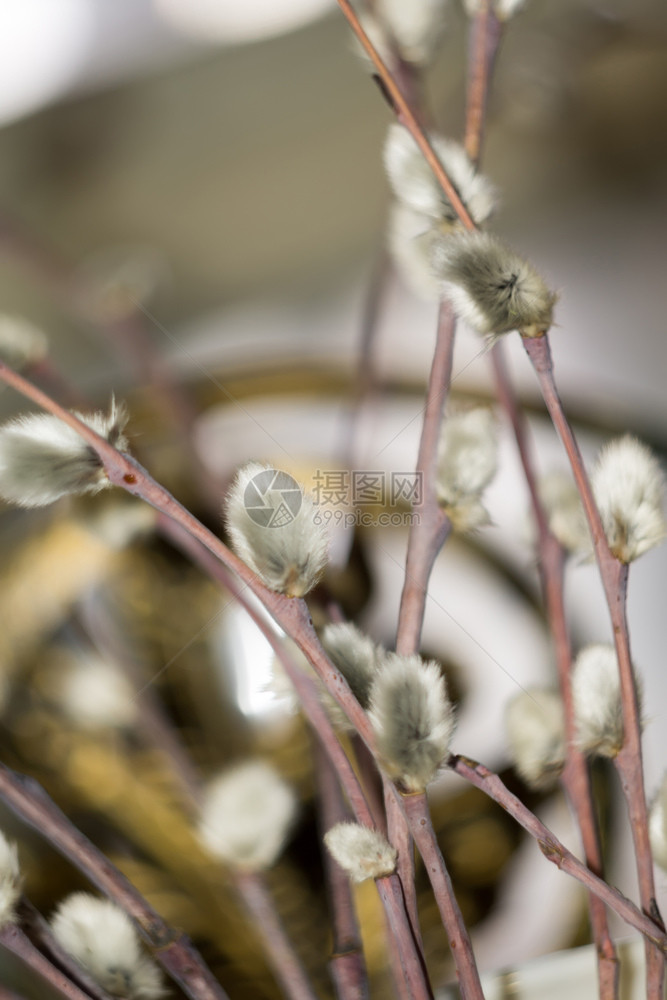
[315,741,370,1000]
[449,754,665,952]
[402,792,485,1000]
[233,873,320,1000]
[464,1,503,163]
[335,0,475,232]
[395,302,455,655]
[0,924,94,1000]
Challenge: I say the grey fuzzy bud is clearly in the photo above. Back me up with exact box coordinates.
[505,689,565,789]
[324,823,397,883]
[0,315,48,370]
[431,230,556,340]
[225,463,329,597]
[369,653,454,791]
[0,400,128,508]
[572,644,640,758]
[321,622,381,709]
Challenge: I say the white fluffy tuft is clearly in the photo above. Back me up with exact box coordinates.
[591,436,665,563]
[0,830,21,929]
[431,230,556,340]
[464,0,526,17]
[505,689,565,789]
[225,462,329,597]
[324,823,397,883]
[0,315,48,371]
[57,653,136,730]
[375,0,449,64]
[436,407,498,532]
[321,622,381,710]
[537,471,589,554]
[386,203,442,300]
[369,653,454,791]
[0,400,129,508]
[50,893,163,998]
[384,124,497,225]
[198,761,297,871]
[649,773,667,872]
[572,644,639,758]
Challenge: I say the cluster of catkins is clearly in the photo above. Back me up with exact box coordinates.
[0,828,164,999]
[383,122,556,341]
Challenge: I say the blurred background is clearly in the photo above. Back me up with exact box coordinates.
[0,0,666,996]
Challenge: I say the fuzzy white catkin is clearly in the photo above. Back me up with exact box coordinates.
[57,654,137,730]
[369,653,454,791]
[324,823,397,883]
[0,401,129,508]
[50,893,163,999]
[537,471,589,554]
[321,622,381,710]
[198,761,297,871]
[572,644,639,758]
[436,407,498,531]
[590,436,666,563]
[225,462,328,597]
[320,622,383,731]
[505,689,565,789]
[431,230,556,340]
[0,315,48,371]
[384,124,497,226]
[0,830,21,929]
[464,0,526,17]
[387,202,442,299]
[649,773,667,872]
[376,0,449,64]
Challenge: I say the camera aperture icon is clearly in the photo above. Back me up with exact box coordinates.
[244,468,303,528]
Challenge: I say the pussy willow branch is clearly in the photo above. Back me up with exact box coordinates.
[522,336,664,999]
[395,301,455,656]
[491,346,619,1000]
[463,1,503,164]
[402,792,485,1000]
[233,873,320,1000]
[315,742,370,1000]
[0,363,663,954]
[0,924,93,1000]
[463,7,619,991]
[0,764,230,1000]
[450,754,665,951]
[335,0,475,231]
[340,6,646,989]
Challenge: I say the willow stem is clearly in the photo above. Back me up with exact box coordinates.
[234,873,320,1000]
[0,925,93,1000]
[402,792,485,1000]
[464,0,503,163]
[315,742,370,1000]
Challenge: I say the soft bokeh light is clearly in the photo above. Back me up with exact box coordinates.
[0,0,93,126]
[153,0,334,44]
